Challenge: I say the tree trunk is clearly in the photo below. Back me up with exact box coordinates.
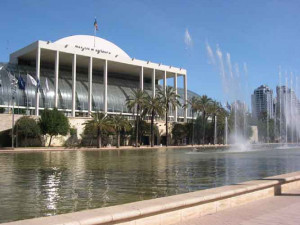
[48,135,53,147]
[117,131,120,148]
[166,105,169,147]
[135,105,140,147]
[97,127,102,148]
[192,110,195,146]
[25,134,28,147]
[150,110,155,147]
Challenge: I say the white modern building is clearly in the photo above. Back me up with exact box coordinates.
[0,35,199,121]
[251,85,274,119]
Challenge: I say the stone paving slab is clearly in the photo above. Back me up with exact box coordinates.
[177,187,300,225]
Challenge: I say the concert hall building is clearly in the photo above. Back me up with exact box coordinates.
[0,35,199,121]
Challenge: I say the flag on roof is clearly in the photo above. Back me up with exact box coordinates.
[37,78,40,91]
[27,74,37,86]
[18,75,26,90]
[45,78,49,92]
[8,72,16,82]
[94,18,99,31]
[226,102,231,111]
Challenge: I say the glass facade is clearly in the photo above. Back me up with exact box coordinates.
[0,63,199,118]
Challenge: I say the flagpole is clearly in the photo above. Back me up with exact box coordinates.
[94,17,97,48]
[94,27,96,48]
[26,74,29,114]
[17,72,20,114]
[46,86,48,109]
[11,74,17,149]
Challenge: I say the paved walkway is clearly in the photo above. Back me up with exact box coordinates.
[178,187,300,225]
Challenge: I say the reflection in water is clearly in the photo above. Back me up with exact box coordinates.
[0,147,300,223]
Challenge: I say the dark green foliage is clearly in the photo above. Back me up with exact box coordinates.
[13,108,26,115]
[172,123,188,145]
[157,86,181,147]
[126,89,147,147]
[0,130,11,147]
[185,96,200,145]
[130,120,159,146]
[138,120,158,137]
[142,94,164,147]
[39,108,70,146]
[14,116,41,147]
[64,127,79,147]
[81,119,112,147]
[228,107,253,141]
[185,96,231,145]
[110,114,131,148]
[257,111,274,142]
[83,112,111,148]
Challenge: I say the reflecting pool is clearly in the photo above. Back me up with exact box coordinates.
[1,146,300,223]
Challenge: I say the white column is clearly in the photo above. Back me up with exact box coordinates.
[174,73,178,122]
[88,57,93,115]
[139,66,144,90]
[72,54,76,117]
[35,47,41,116]
[152,69,156,97]
[163,70,167,91]
[184,74,188,122]
[104,60,108,114]
[54,51,59,108]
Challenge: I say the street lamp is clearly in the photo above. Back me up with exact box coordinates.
[10,74,18,149]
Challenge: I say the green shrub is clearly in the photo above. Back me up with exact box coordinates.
[14,116,41,147]
[39,108,70,147]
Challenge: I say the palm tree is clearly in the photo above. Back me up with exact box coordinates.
[110,114,131,148]
[198,95,213,144]
[157,86,181,147]
[142,94,164,147]
[185,96,200,145]
[126,89,146,147]
[84,112,110,148]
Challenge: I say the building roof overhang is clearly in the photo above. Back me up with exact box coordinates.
[9,35,186,79]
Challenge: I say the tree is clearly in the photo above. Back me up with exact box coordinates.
[137,120,159,145]
[14,116,41,147]
[257,111,274,143]
[110,114,131,148]
[39,108,70,147]
[172,123,188,145]
[142,94,164,147]
[126,89,146,147]
[198,95,213,144]
[157,86,181,147]
[84,112,111,148]
[185,96,200,146]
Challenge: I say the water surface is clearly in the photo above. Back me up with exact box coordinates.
[0,147,300,223]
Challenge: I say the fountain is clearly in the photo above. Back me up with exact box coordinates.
[206,43,250,148]
[275,68,300,146]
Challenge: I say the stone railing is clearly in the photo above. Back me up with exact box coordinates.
[3,171,300,225]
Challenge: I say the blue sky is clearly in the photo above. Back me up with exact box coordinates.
[1,0,300,105]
